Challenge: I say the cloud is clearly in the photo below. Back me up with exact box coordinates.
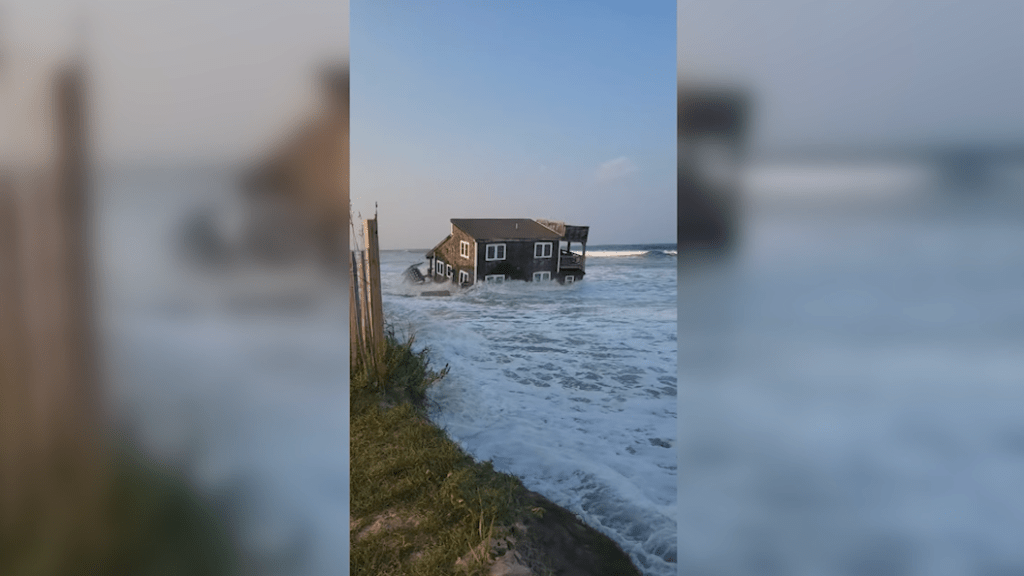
[594,156,638,183]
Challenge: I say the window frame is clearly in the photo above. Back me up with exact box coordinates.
[534,242,553,259]
[565,275,575,284]
[460,240,471,259]
[484,274,505,283]
[459,270,470,284]
[532,271,551,282]
[435,260,445,275]
[485,243,506,261]
[446,264,453,278]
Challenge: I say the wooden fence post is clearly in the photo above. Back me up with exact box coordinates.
[349,217,384,381]
[0,61,108,571]
[363,218,384,353]
[0,182,32,539]
[350,250,361,366]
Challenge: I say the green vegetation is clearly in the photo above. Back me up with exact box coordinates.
[0,446,236,576]
[351,330,525,575]
[103,449,238,575]
[350,330,644,576]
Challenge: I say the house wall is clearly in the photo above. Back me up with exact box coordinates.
[430,226,476,285]
[475,239,558,282]
[554,268,584,283]
[429,225,574,284]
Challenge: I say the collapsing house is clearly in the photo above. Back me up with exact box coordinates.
[677,86,750,251]
[176,65,349,271]
[425,218,588,286]
[236,65,350,267]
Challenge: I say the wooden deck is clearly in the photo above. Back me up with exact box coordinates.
[559,251,585,270]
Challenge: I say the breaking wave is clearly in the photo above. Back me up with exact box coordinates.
[587,245,677,259]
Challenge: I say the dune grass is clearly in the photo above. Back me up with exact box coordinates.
[350,330,644,576]
[350,330,531,575]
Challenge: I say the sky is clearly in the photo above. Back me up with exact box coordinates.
[7,0,1020,247]
[351,0,677,249]
[2,0,349,165]
[678,0,1024,154]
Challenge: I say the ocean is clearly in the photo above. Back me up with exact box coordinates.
[378,245,679,576]
[677,161,1024,576]
[93,160,1023,576]
[97,166,352,576]
[95,166,677,576]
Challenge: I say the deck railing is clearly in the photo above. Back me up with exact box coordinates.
[559,251,585,270]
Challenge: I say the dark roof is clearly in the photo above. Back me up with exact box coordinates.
[451,219,562,241]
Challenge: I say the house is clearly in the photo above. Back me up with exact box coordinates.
[677,85,750,251]
[425,218,589,286]
[239,65,349,266]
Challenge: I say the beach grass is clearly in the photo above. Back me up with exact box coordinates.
[350,329,643,576]
[350,330,523,575]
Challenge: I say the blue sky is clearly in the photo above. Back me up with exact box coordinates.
[678,0,1024,153]
[351,1,676,249]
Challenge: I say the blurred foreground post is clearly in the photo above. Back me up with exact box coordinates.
[0,59,109,572]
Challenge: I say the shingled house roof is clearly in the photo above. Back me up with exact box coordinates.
[451,219,562,241]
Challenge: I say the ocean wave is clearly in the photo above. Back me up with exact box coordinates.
[587,249,677,258]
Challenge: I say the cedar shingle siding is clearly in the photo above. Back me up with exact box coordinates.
[426,219,587,286]
[428,226,476,286]
[476,239,556,281]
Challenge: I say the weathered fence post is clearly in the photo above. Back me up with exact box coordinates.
[0,182,32,540]
[349,217,384,381]
[363,218,384,354]
[350,250,362,366]
[0,60,109,572]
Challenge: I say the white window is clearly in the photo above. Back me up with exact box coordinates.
[485,274,505,283]
[485,244,506,261]
[446,264,452,278]
[565,275,575,284]
[435,260,444,275]
[534,242,553,258]
[533,271,551,282]
[459,270,470,284]
[460,240,470,259]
